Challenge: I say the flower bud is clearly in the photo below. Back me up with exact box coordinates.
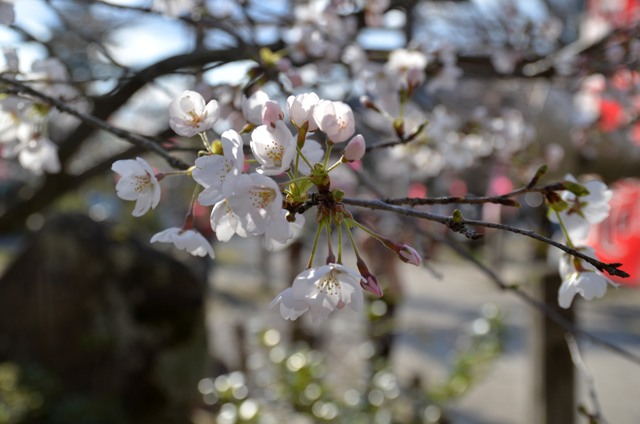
[262,100,284,128]
[356,256,383,297]
[398,243,422,266]
[344,134,366,162]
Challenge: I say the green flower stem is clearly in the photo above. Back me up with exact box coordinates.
[326,159,344,173]
[553,209,576,249]
[307,221,325,269]
[337,221,343,264]
[295,145,314,171]
[279,176,310,188]
[345,223,362,260]
[323,140,334,168]
[347,218,385,243]
[161,168,193,178]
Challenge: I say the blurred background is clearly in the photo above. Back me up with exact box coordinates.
[0,0,639,423]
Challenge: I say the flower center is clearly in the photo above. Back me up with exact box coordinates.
[249,186,276,209]
[337,116,347,130]
[134,175,151,193]
[188,110,205,128]
[265,141,285,166]
[316,271,340,295]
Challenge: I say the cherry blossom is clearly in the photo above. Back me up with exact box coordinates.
[312,100,355,143]
[270,263,364,322]
[548,174,612,243]
[224,173,283,235]
[192,129,244,206]
[268,287,310,321]
[250,121,296,175]
[262,209,295,251]
[287,92,320,131]
[242,90,270,126]
[557,249,617,309]
[0,100,33,148]
[151,227,214,258]
[14,136,61,175]
[30,58,76,99]
[169,90,219,137]
[384,48,428,89]
[111,157,161,217]
[210,199,247,242]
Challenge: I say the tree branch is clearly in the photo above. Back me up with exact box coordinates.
[342,197,629,278]
[0,77,189,169]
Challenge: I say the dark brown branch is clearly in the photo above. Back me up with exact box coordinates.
[381,182,566,207]
[342,197,629,278]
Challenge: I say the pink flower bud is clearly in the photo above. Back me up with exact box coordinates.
[262,100,284,128]
[356,256,383,297]
[344,134,366,162]
[398,243,422,266]
[360,274,383,297]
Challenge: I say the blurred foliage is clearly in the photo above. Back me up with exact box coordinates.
[0,363,42,424]
[429,303,505,403]
[193,301,505,424]
[0,361,129,424]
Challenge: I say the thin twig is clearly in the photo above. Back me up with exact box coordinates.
[382,182,565,207]
[566,333,608,423]
[343,160,640,366]
[342,197,629,278]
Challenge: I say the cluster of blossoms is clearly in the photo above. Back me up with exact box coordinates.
[547,174,617,308]
[112,89,422,322]
[0,53,75,175]
[573,70,640,146]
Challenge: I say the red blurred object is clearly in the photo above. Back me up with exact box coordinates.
[598,99,625,132]
[587,0,640,27]
[449,178,467,197]
[407,182,427,199]
[588,179,640,285]
[193,201,214,238]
